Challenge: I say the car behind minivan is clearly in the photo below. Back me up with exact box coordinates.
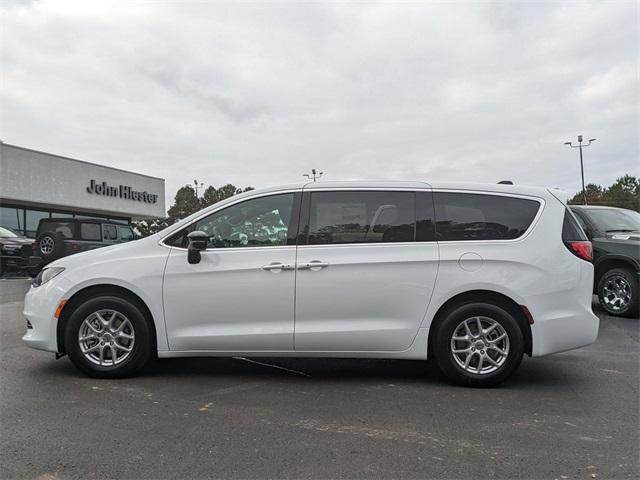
[23,181,598,387]
[34,218,135,267]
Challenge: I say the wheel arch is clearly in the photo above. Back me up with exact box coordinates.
[594,255,639,293]
[427,290,532,358]
[56,284,158,355]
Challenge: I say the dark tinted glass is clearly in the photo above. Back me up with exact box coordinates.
[416,191,436,242]
[40,221,74,239]
[434,193,540,241]
[307,191,415,245]
[562,209,588,241]
[80,223,101,241]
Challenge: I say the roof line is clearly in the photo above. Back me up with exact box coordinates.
[1,142,165,182]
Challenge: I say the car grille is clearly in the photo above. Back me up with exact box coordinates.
[20,244,32,258]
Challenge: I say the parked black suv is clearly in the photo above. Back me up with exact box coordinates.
[0,226,41,277]
[35,218,136,266]
[570,206,640,317]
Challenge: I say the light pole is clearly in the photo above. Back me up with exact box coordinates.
[193,179,204,197]
[564,135,596,205]
[303,169,323,182]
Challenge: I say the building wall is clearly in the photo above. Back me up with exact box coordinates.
[0,143,165,219]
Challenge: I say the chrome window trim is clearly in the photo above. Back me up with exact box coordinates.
[160,187,545,250]
[431,188,545,244]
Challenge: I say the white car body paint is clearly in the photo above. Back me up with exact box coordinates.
[23,181,599,363]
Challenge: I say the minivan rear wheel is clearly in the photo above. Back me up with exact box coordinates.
[64,296,152,378]
[434,302,524,387]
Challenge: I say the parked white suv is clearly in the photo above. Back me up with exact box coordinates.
[23,181,599,387]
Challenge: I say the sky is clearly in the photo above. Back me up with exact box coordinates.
[1,0,638,209]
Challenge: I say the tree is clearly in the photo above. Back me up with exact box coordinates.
[568,183,604,205]
[133,183,256,238]
[569,175,639,212]
[201,184,254,208]
[167,185,201,223]
[132,217,170,237]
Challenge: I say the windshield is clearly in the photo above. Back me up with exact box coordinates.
[582,208,640,232]
[0,226,19,238]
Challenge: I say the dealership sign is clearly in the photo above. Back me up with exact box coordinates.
[86,179,158,204]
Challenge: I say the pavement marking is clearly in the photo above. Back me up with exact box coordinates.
[233,357,312,377]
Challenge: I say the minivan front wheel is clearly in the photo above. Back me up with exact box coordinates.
[434,303,524,387]
[65,296,152,378]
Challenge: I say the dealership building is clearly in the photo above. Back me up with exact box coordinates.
[0,142,166,237]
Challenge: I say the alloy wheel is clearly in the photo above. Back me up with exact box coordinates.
[78,309,135,366]
[39,236,54,255]
[602,274,632,313]
[450,316,510,375]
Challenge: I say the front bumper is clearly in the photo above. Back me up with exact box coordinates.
[22,280,66,353]
[0,254,42,271]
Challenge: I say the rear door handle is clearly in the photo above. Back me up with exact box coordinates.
[297,260,329,271]
[261,262,294,272]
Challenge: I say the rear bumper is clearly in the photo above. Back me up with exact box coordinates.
[530,304,599,356]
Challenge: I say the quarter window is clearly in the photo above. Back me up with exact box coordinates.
[194,193,294,248]
[434,192,540,241]
[307,191,415,245]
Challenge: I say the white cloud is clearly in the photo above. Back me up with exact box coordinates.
[1,0,638,208]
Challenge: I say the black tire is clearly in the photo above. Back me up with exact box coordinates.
[434,302,524,387]
[64,295,153,378]
[36,231,65,262]
[597,267,639,318]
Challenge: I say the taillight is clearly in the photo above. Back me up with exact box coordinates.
[565,240,593,262]
[32,243,36,252]
[71,242,79,253]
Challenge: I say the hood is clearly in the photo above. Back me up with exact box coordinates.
[0,237,34,246]
[46,234,161,269]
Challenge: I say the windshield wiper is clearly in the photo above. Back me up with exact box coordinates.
[606,229,639,233]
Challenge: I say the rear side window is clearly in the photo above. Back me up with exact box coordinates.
[39,221,74,239]
[103,224,117,240]
[562,209,588,241]
[80,223,101,241]
[307,191,415,245]
[434,192,540,241]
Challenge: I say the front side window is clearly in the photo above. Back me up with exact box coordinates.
[192,193,294,248]
[434,192,540,241]
[80,223,101,241]
[307,191,415,245]
[103,224,117,240]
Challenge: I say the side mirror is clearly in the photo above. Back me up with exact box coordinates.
[187,231,208,264]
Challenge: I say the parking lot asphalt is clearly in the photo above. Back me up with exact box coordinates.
[0,278,638,479]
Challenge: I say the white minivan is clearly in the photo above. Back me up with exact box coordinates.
[23,181,599,387]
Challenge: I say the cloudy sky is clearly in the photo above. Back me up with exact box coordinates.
[1,0,638,207]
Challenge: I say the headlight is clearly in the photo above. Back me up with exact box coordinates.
[32,267,65,288]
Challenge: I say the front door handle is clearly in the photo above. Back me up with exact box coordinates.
[261,262,294,272]
[297,260,329,271]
